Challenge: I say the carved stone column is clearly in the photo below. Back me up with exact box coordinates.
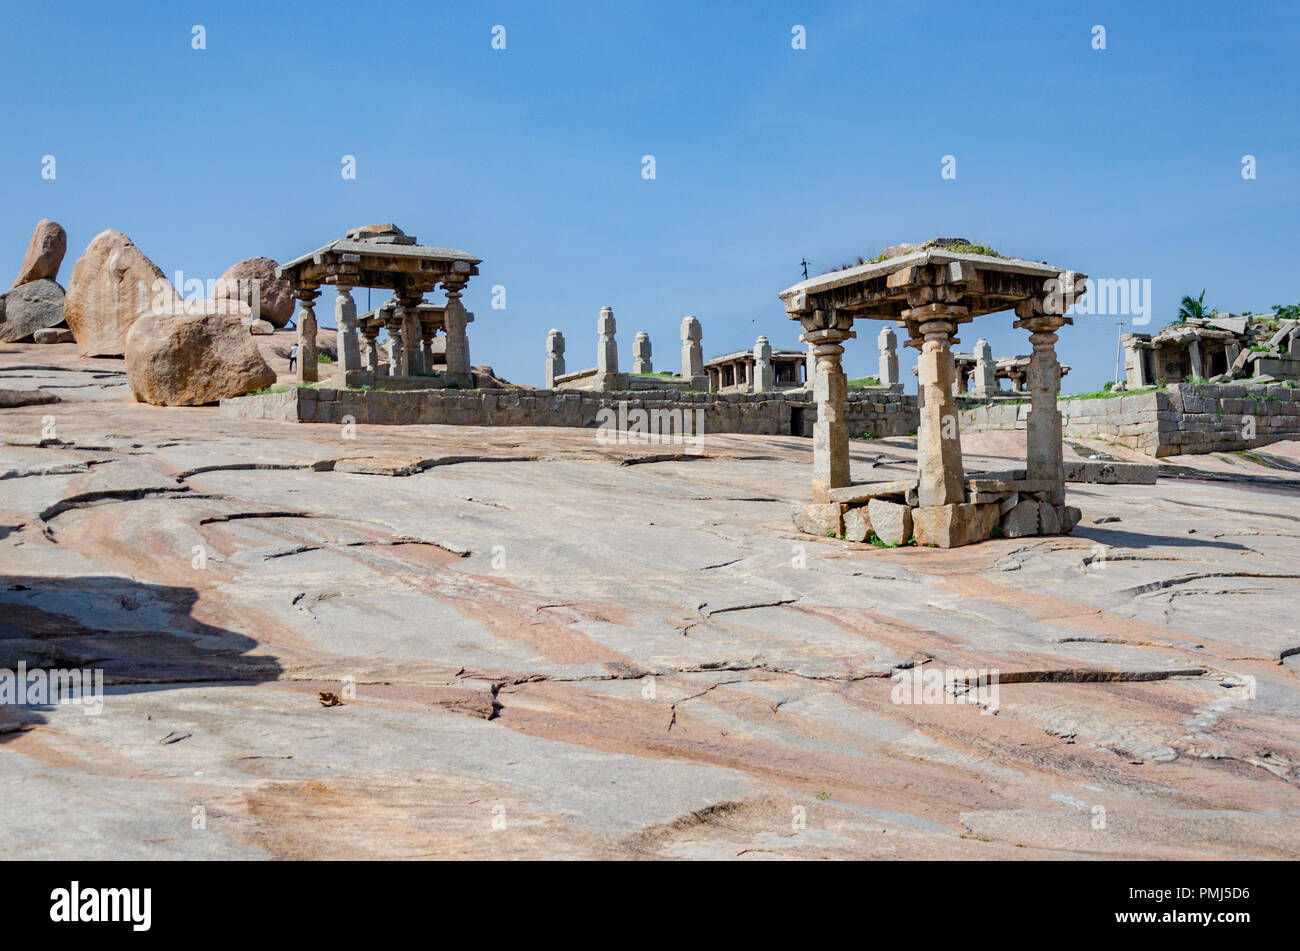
[384,314,406,377]
[753,336,774,392]
[800,309,856,503]
[420,322,436,374]
[904,305,966,506]
[878,325,899,387]
[361,327,381,375]
[397,297,423,375]
[680,316,705,388]
[633,331,652,375]
[1015,309,1071,506]
[294,286,321,384]
[335,286,361,375]
[442,282,473,387]
[546,329,566,388]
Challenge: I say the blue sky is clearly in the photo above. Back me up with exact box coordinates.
[3,1,1297,390]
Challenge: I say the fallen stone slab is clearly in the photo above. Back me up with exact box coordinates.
[827,479,918,505]
[0,388,60,408]
[792,502,845,537]
[1063,459,1158,484]
[33,327,74,344]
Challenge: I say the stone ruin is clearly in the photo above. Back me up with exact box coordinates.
[552,309,712,392]
[781,243,1087,548]
[704,337,806,393]
[277,224,480,388]
[1122,312,1299,387]
[911,338,1071,396]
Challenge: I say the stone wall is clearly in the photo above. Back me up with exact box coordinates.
[960,383,1300,457]
[220,385,919,438]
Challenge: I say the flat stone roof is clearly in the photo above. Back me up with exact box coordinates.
[706,348,805,365]
[779,249,1085,323]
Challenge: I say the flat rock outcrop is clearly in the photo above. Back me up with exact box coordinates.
[64,230,172,357]
[11,219,67,288]
[0,279,65,342]
[125,306,277,405]
[212,257,295,328]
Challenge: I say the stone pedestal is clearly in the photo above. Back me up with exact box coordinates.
[753,335,775,393]
[295,288,320,384]
[594,306,620,391]
[545,329,566,388]
[971,337,997,396]
[911,316,965,506]
[633,331,652,374]
[878,325,899,386]
[680,316,706,389]
[335,286,361,375]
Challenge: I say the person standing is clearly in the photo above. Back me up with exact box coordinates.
[288,343,298,373]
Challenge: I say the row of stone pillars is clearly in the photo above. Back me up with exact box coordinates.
[544,312,709,390]
[803,308,1068,506]
[296,284,472,386]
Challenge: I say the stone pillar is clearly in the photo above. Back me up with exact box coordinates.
[545,329,566,388]
[334,286,361,375]
[384,317,405,377]
[294,286,321,384]
[908,310,965,507]
[420,323,436,374]
[753,336,775,393]
[1016,313,1069,506]
[971,337,997,396]
[362,328,380,374]
[442,283,473,387]
[395,298,423,375]
[1187,337,1203,380]
[801,315,856,503]
[877,325,899,386]
[594,306,619,390]
[633,331,652,374]
[1224,340,1241,377]
[680,316,706,388]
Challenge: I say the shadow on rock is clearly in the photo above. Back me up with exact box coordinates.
[0,574,280,743]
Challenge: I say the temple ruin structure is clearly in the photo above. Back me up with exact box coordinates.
[1122,312,1300,387]
[781,246,1087,547]
[277,224,480,387]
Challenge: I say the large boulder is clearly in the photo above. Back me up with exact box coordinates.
[64,230,173,357]
[211,257,294,328]
[11,219,67,288]
[0,279,65,342]
[125,306,277,406]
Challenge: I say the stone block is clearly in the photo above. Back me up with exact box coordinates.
[867,499,913,546]
[792,503,846,537]
[843,506,872,543]
[1001,499,1040,538]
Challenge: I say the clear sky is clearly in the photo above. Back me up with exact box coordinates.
[3,1,1297,390]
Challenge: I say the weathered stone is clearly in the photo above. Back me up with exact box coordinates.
[125,306,277,406]
[249,318,274,335]
[1059,505,1082,532]
[867,499,913,546]
[1001,499,1041,538]
[33,327,74,344]
[212,257,295,328]
[0,279,64,342]
[843,506,872,543]
[792,502,846,537]
[1038,502,1062,535]
[11,219,66,288]
[827,479,918,505]
[64,230,172,357]
[913,503,995,549]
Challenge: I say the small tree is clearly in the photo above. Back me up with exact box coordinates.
[1178,290,1209,322]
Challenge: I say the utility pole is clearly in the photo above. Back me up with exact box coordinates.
[1114,318,1125,386]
